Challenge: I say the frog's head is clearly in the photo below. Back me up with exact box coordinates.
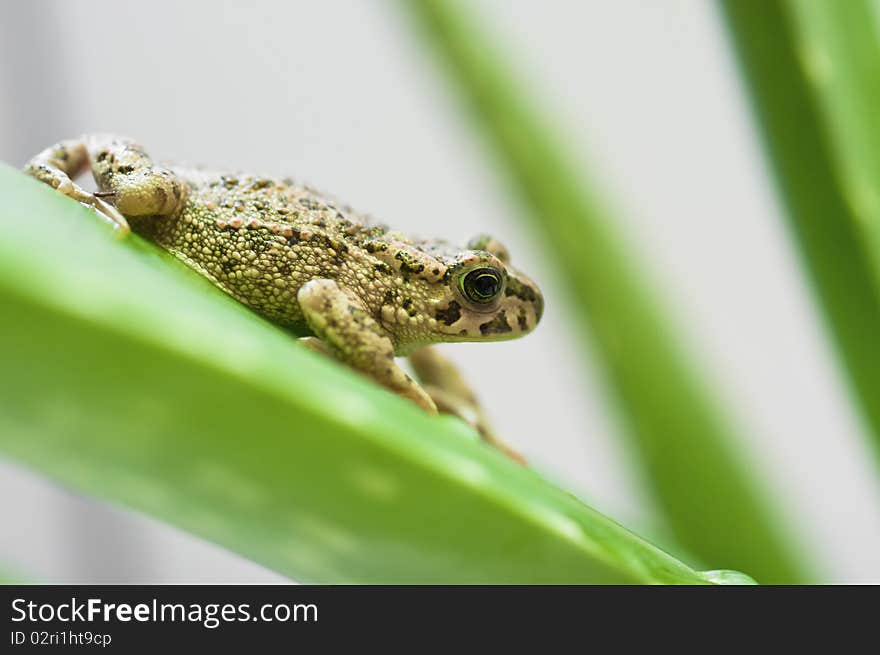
[431,234,543,343]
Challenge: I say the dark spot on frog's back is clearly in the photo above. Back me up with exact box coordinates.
[329,237,349,255]
[434,301,461,326]
[250,178,273,190]
[394,251,425,275]
[479,310,511,335]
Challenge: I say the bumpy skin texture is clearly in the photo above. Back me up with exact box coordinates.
[25,135,543,461]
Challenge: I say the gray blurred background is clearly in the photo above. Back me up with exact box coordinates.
[1,0,879,583]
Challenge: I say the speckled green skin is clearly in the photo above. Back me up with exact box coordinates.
[25,135,543,454]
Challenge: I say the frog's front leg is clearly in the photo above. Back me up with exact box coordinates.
[24,134,188,234]
[297,279,437,413]
[409,347,526,464]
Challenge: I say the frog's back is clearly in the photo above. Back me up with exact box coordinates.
[133,168,399,331]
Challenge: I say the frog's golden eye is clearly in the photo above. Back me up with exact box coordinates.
[460,266,504,305]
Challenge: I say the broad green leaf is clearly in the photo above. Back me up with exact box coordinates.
[402,0,807,583]
[0,164,739,584]
[720,0,880,466]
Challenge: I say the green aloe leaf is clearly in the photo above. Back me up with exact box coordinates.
[0,164,741,584]
[720,0,880,466]
[403,0,807,583]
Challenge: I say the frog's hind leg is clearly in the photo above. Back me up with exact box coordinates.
[25,135,189,235]
[409,346,527,465]
[297,279,438,413]
[24,138,130,234]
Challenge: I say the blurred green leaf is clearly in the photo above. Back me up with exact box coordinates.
[0,569,22,585]
[720,0,880,466]
[403,0,807,583]
[0,164,738,584]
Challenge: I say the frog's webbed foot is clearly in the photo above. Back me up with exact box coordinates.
[24,134,189,236]
[409,346,527,465]
[298,279,437,413]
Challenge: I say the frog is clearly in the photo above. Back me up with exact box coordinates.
[24,134,544,463]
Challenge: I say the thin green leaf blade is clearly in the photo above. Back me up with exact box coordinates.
[719,0,880,465]
[403,0,807,583]
[0,164,730,584]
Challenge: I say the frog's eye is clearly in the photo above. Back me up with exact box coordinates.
[460,266,504,305]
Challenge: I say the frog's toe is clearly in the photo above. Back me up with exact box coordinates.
[91,196,131,236]
[402,381,438,414]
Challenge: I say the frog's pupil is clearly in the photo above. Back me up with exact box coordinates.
[474,274,497,297]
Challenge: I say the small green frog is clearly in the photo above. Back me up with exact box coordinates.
[25,135,543,462]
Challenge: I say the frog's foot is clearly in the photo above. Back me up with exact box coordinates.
[409,346,527,465]
[298,279,437,413]
[24,139,131,235]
